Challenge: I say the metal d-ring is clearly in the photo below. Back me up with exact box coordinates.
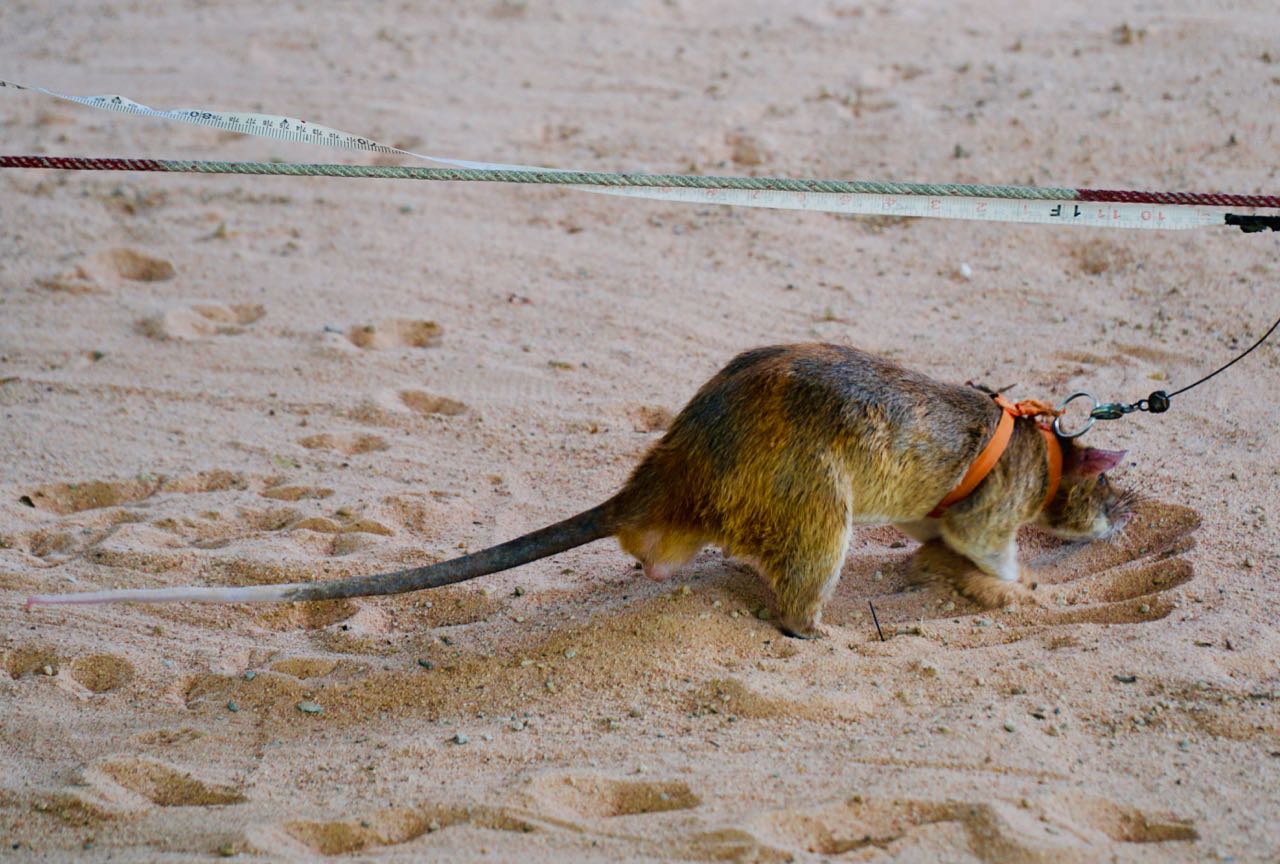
[1053,390,1097,438]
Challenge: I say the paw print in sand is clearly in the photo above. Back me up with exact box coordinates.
[1019,500,1199,626]
[685,790,1196,862]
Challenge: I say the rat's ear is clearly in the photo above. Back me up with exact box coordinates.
[1070,447,1127,476]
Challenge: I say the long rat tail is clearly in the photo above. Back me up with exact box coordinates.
[25,495,625,608]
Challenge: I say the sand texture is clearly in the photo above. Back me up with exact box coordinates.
[2,1,1278,860]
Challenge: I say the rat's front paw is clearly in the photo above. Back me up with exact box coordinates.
[951,570,1037,609]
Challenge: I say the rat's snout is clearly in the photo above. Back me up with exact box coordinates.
[1101,484,1139,537]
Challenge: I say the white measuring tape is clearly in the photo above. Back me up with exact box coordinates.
[0,80,1248,230]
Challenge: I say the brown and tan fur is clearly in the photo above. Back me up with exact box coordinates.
[28,344,1133,639]
[611,344,1131,636]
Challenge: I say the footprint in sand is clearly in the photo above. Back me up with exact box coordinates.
[137,302,266,341]
[690,791,1195,862]
[35,264,102,294]
[260,485,334,501]
[13,471,251,555]
[253,599,362,632]
[346,319,442,350]
[252,804,536,857]
[69,654,136,693]
[86,755,246,807]
[27,527,83,560]
[399,390,469,416]
[827,500,1200,639]
[297,432,389,456]
[520,772,700,821]
[98,248,176,282]
[3,643,63,679]
[34,248,176,294]
[20,478,157,515]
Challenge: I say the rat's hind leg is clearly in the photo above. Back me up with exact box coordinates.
[757,517,852,639]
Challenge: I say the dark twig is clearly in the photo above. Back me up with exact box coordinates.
[869,601,885,642]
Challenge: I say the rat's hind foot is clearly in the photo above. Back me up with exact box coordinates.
[643,561,675,582]
[779,616,827,640]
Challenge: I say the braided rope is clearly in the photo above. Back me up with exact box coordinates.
[0,154,1080,199]
[1078,187,1280,209]
[3,155,1278,210]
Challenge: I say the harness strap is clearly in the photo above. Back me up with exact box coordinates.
[928,395,1063,518]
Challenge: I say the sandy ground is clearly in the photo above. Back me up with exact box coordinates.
[2,1,1279,860]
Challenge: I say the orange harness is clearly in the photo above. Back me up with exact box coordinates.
[928,395,1063,518]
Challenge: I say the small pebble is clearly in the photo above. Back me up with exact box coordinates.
[512,586,525,597]
[563,649,577,660]
[1138,603,1151,614]
[417,659,435,670]
[296,701,324,715]
[1114,674,1138,683]
[1003,721,1017,733]
[958,262,973,280]
[42,665,54,676]
[243,670,257,682]
[226,701,239,713]
[453,732,469,745]
[1178,739,1191,751]
[510,719,526,731]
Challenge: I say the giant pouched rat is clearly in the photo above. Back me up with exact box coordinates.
[26,344,1133,637]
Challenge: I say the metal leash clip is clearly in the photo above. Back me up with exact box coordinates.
[1053,389,1173,438]
[1052,391,1099,438]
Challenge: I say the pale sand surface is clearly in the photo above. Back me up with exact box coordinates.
[2,1,1278,860]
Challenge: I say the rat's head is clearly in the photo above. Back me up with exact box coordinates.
[1039,443,1135,540]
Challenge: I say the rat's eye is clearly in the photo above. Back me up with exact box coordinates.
[1097,474,1109,487]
